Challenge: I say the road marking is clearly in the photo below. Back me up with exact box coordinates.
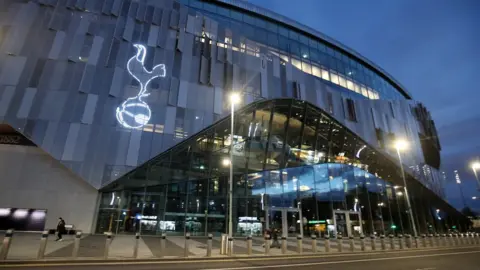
[200,250,480,270]
[0,246,477,268]
[415,268,436,270]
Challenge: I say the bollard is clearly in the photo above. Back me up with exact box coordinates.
[414,235,419,248]
[398,234,404,249]
[469,233,475,245]
[405,234,412,249]
[104,233,112,259]
[453,234,459,246]
[337,235,343,252]
[434,234,440,247]
[421,234,427,248]
[324,235,330,252]
[264,235,270,255]
[447,234,452,246]
[370,235,376,251]
[360,235,366,251]
[37,230,49,259]
[0,229,14,261]
[281,236,287,254]
[246,235,252,256]
[207,234,213,257]
[133,233,140,259]
[476,233,480,245]
[442,234,447,247]
[380,235,386,250]
[184,233,190,258]
[389,234,395,250]
[297,235,303,254]
[428,234,434,247]
[349,236,354,252]
[228,237,234,256]
[160,233,166,258]
[311,235,317,253]
[72,231,82,259]
[458,233,464,246]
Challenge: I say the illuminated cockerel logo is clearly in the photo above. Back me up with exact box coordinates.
[116,44,166,128]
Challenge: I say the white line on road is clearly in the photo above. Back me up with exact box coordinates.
[200,250,480,270]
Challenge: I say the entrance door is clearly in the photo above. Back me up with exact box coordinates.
[265,207,302,237]
[333,210,363,237]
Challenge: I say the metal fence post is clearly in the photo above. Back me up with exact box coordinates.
[246,235,252,256]
[297,235,303,254]
[104,233,112,259]
[160,233,166,258]
[380,235,386,250]
[0,229,14,261]
[281,236,287,254]
[207,234,213,257]
[72,231,82,259]
[360,235,366,251]
[311,235,317,253]
[324,235,330,252]
[389,234,395,250]
[228,236,234,256]
[133,233,140,259]
[37,231,49,259]
[370,235,376,251]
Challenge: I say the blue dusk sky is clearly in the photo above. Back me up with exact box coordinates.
[248,0,480,211]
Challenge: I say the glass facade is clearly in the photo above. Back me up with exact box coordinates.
[179,0,409,100]
[97,99,468,236]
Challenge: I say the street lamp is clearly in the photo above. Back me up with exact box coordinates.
[228,92,240,255]
[393,139,418,237]
[470,161,480,189]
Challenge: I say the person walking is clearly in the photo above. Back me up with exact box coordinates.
[271,228,280,248]
[56,217,66,241]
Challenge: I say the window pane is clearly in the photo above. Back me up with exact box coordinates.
[312,65,321,78]
[291,58,302,70]
[301,61,312,74]
[330,72,339,84]
[338,75,347,88]
[321,68,330,81]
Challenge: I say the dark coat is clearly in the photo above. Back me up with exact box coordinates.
[57,219,66,233]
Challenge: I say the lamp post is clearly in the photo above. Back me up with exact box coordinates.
[228,92,240,253]
[393,139,418,237]
[470,161,480,190]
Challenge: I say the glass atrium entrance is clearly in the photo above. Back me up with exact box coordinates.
[333,210,363,237]
[265,207,302,237]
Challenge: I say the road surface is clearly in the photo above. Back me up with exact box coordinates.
[0,246,479,270]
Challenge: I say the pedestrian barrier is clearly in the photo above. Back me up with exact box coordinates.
[324,235,330,252]
[104,233,112,259]
[380,235,386,250]
[389,234,395,250]
[207,234,213,257]
[311,235,317,253]
[398,234,404,249]
[360,235,366,251]
[184,233,190,257]
[297,235,303,254]
[349,236,354,252]
[264,235,270,255]
[36,230,49,259]
[2,229,480,262]
[405,234,412,249]
[337,235,343,252]
[245,235,252,256]
[160,233,166,258]
[414,235,419,248]
[133,233,140,259]
[370,235,376,251]
[0,229,14,260]
[72,231,82,259]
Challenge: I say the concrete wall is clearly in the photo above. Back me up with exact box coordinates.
[0,144,98,233]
